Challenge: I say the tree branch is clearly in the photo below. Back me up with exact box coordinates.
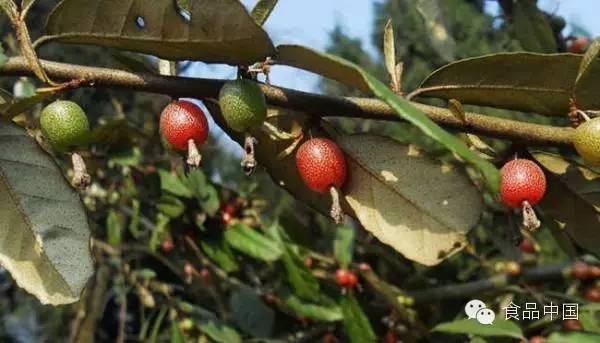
[408,262,571,303]
[0,57,573,146]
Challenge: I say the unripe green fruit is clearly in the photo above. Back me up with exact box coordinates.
[218,79,267,132]
[40,100,90,151]
[574,118,600,166]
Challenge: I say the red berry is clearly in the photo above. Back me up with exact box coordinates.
[500,159,546,208]
[585,287,600,302]
[529,336,545,343]
[346,272,358,288]
[563,319,583,331]
[569,36,589,54]
[335,268,351,286]
[573,261,591,280]
[304,257,314,268]
[590,266,600,278]
[519,239,536,254]
[296,138,347,193]
[160,100,209,151]
[160,239,174,253]
[384,330,397,343]
[184,262,194,277]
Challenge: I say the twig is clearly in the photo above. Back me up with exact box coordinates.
[0,57,574,146]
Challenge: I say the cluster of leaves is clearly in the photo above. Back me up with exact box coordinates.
[0,0,599,342]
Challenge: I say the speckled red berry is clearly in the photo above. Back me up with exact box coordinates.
[160,100,209,151]
[500,159,546,208]
[296,138,347,193]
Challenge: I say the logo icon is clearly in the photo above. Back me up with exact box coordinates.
[465,299,495,325]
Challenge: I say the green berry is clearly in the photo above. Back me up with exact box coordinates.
[40,100,90,151]
[574,118,600,166]
[218,79,267,132]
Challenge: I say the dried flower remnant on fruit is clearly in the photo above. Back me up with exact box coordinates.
[219,79,267,175]
[160,100,209,168]
[296,138,348,223]
[500,159,546,231]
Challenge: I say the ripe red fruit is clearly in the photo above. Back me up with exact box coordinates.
[184,262,194,278]
[573,261,591,280]
[569,36,589,54]
[590,265,600,278]
[335,268,358,288]
[384,329,397,343]
[500,159,546,209]
[563,319,583,331]
[160,239,174,253]
[160,100,209,151]
[296,138,347,193]
[519,239,536,254]
[296,138,347,223]
[585,287,600,302]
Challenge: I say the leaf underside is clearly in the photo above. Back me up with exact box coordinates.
[0,121,93,305]
[341,135,483,266]
[41,0,275,64]
[417,52,600,116]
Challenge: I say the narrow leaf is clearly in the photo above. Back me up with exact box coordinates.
[251,0,278,26]
[158,170,192,198]
[383,19,398,90]
[339,294,376,343]
[415,53,600,116]
[333,225,355,268]
[107,210,122,246]
[0,121,93,304]
[170,321,185,343]
[575,38,600,90]
[547,332,600,343]
[200,239,239,273]
[281,291,342,322]
[17,22,51,83]
[41,0,275,64]
[433,319,524,339]
[224,223,282,262]
[341,135,483,265]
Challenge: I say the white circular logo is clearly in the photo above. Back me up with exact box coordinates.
[476,308,496,325]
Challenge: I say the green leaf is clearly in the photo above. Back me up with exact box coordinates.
[276,45,499,193]
[41,0,275,64]
[1,91,50,120]
[531,151,600,256]
[185,169,219,216]
[111,52,157,74]
[106,210,123,246]
[547,332,600,343]
[433,319,524,339]
[159,170,192,198]
[580,310,600,334]
[224,224,282,262]
[276,45,372,94]
[512,0,557,53]
[333,225,355,268]
[383,19,399,90]
[229,285,274,338]
[415,52,600,116]
[281,291,342,322]
[575,38,600,90]
[170,321,185,343]
[0,44,7,69]
[199,320,242,343]
[149,214,169,252]
[157,195,185,218]
[339,294,376,343]
[251,0,278,26]
[128,199,141,239]
[0,121,93,304]
[108,147,142,168]
[200,239,239,273]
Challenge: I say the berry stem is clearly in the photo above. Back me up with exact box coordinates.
[71,152,91,189]
[521,200,541,231]
[329,186,345,224]
[241,133,257,175]
[186,139,202,168]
